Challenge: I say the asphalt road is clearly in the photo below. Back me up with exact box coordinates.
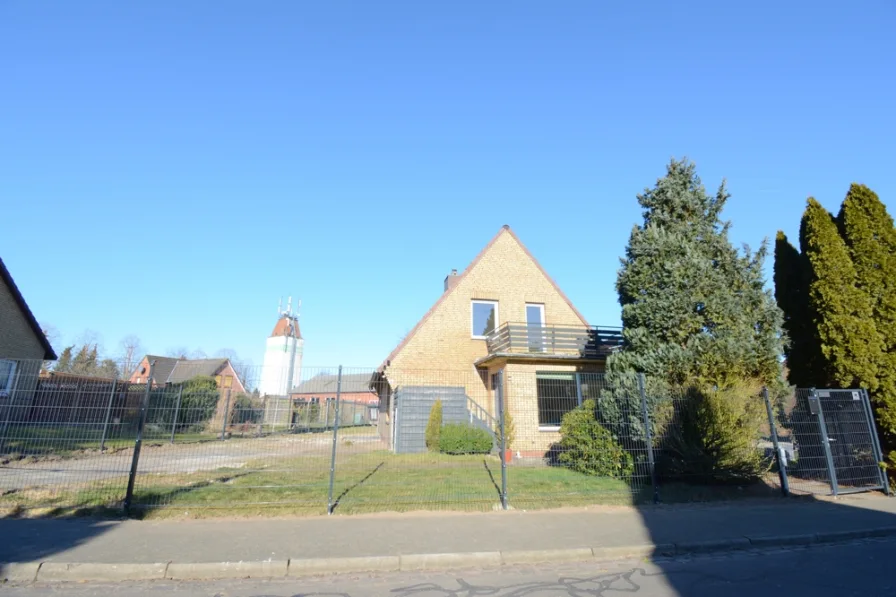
[4,537,895,597]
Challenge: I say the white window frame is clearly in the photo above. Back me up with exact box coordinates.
[525,303,546,352]
[536,371,579,431]
[0,359,18,398]
[471,300,499,339]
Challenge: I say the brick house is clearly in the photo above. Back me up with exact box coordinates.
[372,226,621,456]
[290,372,379,425]
[291,373,379,407]
[128,355,246,394]
[0,257,56,414]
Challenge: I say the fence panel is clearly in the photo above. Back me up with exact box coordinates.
[0,370,141,513]
[4,358,887,517]
[504,370,653,508]
[330,367,502,514]
[127,367,346,515]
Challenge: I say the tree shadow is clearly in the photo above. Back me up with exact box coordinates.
[329,461,385,513]
[482,458,502,501]
[0,509,119,571]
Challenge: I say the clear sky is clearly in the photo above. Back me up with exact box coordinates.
[2,1,894,371]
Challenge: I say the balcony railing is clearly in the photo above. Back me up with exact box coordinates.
[485,322,623,359]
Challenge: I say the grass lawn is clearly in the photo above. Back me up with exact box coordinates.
[1,449,779,519]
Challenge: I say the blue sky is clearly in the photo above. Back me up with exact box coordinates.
[2,1,894,370]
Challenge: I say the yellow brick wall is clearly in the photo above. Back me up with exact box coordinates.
[0,277,45,360]
[385,229,589,421]
[504,362,604,455]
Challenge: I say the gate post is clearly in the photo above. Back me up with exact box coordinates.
[327,366,343,515]
[99,379,117,452]
[638,374,659,504]
[811,388,839,497]
[125,361,154,515]
[763,387,789,496]
[861,389,890,495]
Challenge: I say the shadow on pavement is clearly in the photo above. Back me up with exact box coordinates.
[638,492,896,597]
[0,515,118,566]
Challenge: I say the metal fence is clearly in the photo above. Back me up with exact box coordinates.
[771,388,889,497]
[0,360,888,517]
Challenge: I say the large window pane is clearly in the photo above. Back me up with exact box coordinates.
[526,304,544,352]
[471,301,497,338]
[536,372,579,427]
[0,359,16,393]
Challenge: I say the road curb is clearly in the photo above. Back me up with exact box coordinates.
[289,556,400,576]
[166,560,288,580]
[501,548,593,565]
[10,526,896,584]
[674,537,752,555]
[0,563,41,583]
[36,562,169,582]
[400,551,503,571]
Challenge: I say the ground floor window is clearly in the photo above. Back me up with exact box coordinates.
[536,372,579,427]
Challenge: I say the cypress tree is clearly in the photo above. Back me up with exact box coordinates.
[837,184,896,452]
[800,198,883,390]
[774,232,823,387]
[610,159,784,388]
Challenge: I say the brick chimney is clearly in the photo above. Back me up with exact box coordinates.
[444,269,459,292]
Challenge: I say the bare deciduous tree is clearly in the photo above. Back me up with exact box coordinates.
[118,334,143,379]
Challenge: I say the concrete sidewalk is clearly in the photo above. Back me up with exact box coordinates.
[2,495,896,582]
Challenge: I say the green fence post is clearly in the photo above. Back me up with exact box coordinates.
[169,386,183,444]
[99,379,117,452]
[124,361,154,515]
[220,389,232,440]
[638,373,659,504]
[763,386,789,496]
[327,366,344,515]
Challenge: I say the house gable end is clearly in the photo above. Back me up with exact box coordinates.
[381,226,589,375]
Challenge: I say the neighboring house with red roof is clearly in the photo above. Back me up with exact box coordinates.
[372,226,621,456]
[0,257,56,413]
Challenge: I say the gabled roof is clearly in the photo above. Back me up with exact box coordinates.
[139,356,234,386]
[167,358,230,384]
[0,257,57,360]
[378,225,589,372]
[141,355,179,384]
[292,372,376,395]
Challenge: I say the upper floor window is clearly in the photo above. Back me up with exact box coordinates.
[471,300,498,339]
[0,359,17,397]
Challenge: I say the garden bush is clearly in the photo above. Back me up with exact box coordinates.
[655,381,769,484]
[425,400,443,452]
[557,399,634,477]
[145,376,220,431]
[231,393,262,425]
[439,423,493,455]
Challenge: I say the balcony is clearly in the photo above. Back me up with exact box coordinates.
[482,322,623,363]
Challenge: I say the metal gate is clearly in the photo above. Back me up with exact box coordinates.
[784,388,888,496]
